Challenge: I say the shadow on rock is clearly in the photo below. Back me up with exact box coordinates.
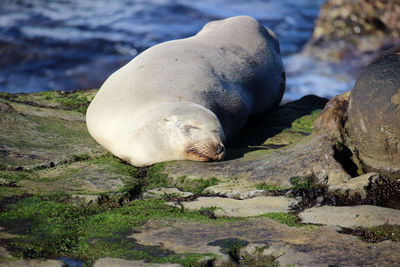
[225,95,328,160]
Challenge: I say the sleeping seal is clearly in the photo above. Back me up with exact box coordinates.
[86,16,285,166]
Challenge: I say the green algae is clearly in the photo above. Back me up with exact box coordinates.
[289,176,316,189]
[38,91,92,114]
[0,90,96,114]
[0,196,226,266]
[0,170,34,181]
[360,224,400,242]
[256,176,317,192]
[89,154,137,177]
[0,154,139,197]
[290,109,322,133]
[241,253,279,267]
[261,213,302,227]
[177,176,220,195]
[341,224,400,243]
[138,163,221,195]
[256,182,288,191]
[0,100,104,169]
[141,163,171,190]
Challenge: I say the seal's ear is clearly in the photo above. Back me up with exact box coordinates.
[184,125,200,130]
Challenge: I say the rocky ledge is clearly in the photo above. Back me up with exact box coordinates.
[0,89,399,267]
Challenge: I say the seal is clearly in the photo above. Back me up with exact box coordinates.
[86,16,285,166]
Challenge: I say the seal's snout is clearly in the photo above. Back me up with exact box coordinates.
[210,142,225,161]
[184,140,225,162]
[216,143,224,155]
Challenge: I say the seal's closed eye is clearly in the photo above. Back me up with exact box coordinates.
[185,125,200,130]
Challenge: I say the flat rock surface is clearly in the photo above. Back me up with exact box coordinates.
[299,205,400,228]
[131,217,400,266]
[0,259,65,267]
[0,92,105,170]
[143,188,194,200]
[93,258,180,267]
[168,196,297,217]
[328,172,380,199]
[0,156,136,197]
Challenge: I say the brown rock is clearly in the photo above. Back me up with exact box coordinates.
[313,91,349,137]
[299,205,400,228]
[308,0,400,62]
[328,172,380,199]
[347,46,400,178]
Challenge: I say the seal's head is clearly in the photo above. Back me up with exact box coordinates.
[166,111,225,162]
[119,102,226,166]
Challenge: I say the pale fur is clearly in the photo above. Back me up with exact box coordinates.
[86,16,285,166]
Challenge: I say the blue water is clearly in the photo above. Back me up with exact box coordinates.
[58,257,82,267]
[0,0,353,100]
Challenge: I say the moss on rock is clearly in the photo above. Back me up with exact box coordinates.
[0,155,139,197]
[5,90,398,266]
[0,89,96,114]
[0,196,223,266]
[342,224,400,243]
[0,97,104,170]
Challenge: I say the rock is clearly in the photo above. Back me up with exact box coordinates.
[165,132,351,188]
[167,196,297,217]
[93,258,180,267]
[143,188,193,200]
[160,95,336,189]
[209,254,237,267]
[71,194,100,205]
[239,243,288,259]
[299,205,400,228]
[0,158,136,197]
[0,102,14,113]
[276,247,317,267]
[131,217,400,266]
[308,0,400,63]
[0,226,18,240]
[328,172,379,199]
[313,91,350,137]
[0,178,17,187]
[0,93,105,170]
[205,182,265,200]
[238,243,288,266]
[3,89,400,266]
[0,259,65,267]
[347,46,400,179]
[0,246,12,260]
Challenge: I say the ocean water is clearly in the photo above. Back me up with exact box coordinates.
[0,0,353,100]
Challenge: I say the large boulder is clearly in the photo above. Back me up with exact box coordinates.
[348,46,400,178]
